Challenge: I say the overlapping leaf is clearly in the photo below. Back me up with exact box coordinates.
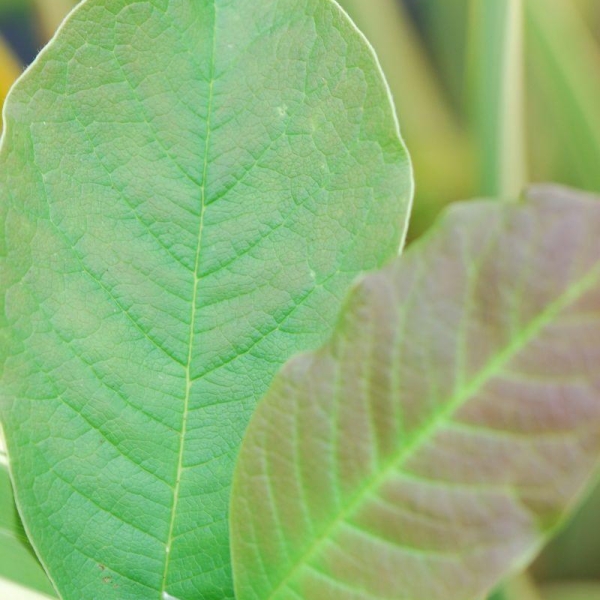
[231,186,600,600]
[0,0,411,598]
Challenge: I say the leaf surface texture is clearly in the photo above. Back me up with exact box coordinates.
[0,0,411,598]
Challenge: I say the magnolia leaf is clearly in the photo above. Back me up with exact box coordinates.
[0,0,411,598]
[231,186,600,600]
[0,461,56,597]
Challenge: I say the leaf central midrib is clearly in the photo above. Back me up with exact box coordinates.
[159,12,218,599]
[265,258,600,600]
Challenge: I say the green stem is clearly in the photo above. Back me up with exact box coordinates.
[468,0,527,198]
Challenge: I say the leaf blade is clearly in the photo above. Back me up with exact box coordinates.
[231,186,600,600]
[0,0,412,598]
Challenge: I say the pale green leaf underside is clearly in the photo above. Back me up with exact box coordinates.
[0,0,411,598]
[231,186,600,600]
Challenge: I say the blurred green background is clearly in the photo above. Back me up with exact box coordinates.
[0,1,599,599]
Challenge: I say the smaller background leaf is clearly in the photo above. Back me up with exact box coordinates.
[231,185,600,600]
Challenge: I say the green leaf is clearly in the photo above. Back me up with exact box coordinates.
[231,186,600,600]
[0,1,411,598]
[0,453,56,597]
